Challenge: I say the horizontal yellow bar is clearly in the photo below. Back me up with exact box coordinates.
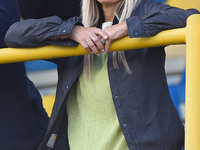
[0,27,186,64]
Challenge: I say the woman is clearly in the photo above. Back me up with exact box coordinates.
[5,0,199,149]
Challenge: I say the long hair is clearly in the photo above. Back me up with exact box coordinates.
[81,0,142,78]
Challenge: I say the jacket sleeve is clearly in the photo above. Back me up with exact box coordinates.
[0,0,20,48]
[4,15,83,48]
[17,0,46,19]
[126,0,200,38]
[26,77,49,143]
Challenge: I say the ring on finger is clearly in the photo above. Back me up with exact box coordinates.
[99,37,106,44]
[86,39,91,45]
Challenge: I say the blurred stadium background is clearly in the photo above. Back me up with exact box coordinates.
[25,0,200,121]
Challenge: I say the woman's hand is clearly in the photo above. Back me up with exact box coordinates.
[67,26,109,56]
[103,22,128,54]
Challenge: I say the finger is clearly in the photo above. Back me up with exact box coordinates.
[94,29,109,41]
[98,36,106,53]
[99,37,106,45]
[104,40,111,54]
[81,41,92,54]
[89,32,105,52]
[86,39,100,56]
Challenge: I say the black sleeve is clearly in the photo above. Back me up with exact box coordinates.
[126,0,200,38]
[26,77,49,143]
[17,0,47,19]
[0,0,20,48]
[17,0,81,20]
[4,16,82,48]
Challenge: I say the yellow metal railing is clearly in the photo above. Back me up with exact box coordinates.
[0,27,186,64]
[185,14,200,149]
[0,14,200,150]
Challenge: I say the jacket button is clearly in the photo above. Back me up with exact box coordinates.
[115,96,118,99]
[122,124,127,127]
[135,31,139,36]
[63,29,67,33]
[109,68,113,71]
[66,85,69,89]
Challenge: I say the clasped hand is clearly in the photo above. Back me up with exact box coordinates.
[68,22,128,56]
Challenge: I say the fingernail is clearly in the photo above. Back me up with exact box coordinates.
[102,49,105,53]
[104,35,108,39]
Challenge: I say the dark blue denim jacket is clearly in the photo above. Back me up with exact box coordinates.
[5,0,199,149]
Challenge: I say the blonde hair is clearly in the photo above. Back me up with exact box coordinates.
[81,0,141,78]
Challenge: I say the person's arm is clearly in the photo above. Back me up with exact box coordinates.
[5,15,109,56]
[26,77,49,143]
[102,0,199,52]
[126,0,200,38]
[5,16,83,48]
[17,0,46,19]
[0,0,20,48]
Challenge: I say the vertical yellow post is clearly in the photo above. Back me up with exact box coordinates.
[185,14,200,150]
